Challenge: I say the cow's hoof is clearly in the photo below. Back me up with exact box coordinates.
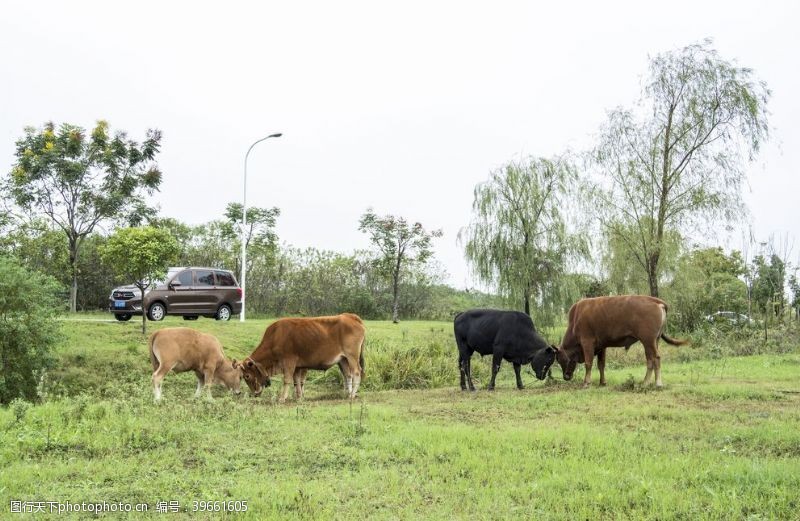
[599,382,607,387]
[517,386,525,391]
[582,383,591,389]
[487,387,495,392]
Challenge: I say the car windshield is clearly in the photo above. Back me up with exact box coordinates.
[153,268,183,287]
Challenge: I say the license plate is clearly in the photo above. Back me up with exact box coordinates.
[114,300,126,308]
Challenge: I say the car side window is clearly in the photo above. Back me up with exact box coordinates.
[196,270,215,286]
[215,271,235,286]
[177,270,193,286]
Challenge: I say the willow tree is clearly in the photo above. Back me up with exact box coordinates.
[602,221,682,296]
[593,40,770,297]
[460,156,586,318]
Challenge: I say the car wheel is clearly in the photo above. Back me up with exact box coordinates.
[148,303,166,322]
[216,304,232,321]
[182,315,199,321]
[114,313,132,322]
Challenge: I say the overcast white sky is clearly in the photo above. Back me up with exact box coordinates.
[1,1,798,287]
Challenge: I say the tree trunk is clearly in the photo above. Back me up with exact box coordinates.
[68,236,78,313]
[391,270,400,324]
[647,252,660,297]
[391,252,402,324]
[137,283,148,335]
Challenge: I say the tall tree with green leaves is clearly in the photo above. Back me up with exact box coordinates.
[221,202,280,281]
[752,254,785,317]
[592,40,770,297]
[5,121,163,312]
[100,226,179,334]
[359,209,442,323]
[602,221,683,296]
[789,274,800,321]
[459,156,586,319]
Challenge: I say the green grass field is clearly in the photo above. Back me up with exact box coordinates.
[2,315,799,519]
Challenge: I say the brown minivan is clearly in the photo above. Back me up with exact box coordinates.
[108,267,242,322]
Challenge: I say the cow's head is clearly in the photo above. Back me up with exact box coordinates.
[236,358,271,397]
[216,359,244,395]
[530,345,557,380]
[556,347,577,380]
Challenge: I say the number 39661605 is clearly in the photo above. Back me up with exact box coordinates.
[191,500,248,512]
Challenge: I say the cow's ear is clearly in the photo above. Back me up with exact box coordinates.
[231,359,239,369]
[247,360,254,368]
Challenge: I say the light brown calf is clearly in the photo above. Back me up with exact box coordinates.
[149,327,243,400]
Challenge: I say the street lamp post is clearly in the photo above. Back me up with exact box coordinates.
[241,133,282,322]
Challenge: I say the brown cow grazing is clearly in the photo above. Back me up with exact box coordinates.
[556,295,689,388]
[149,327,243,401]
[237,313,366,402]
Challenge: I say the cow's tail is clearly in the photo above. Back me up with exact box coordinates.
[661,333,689,346]
[148,331,160,371]
[659,302,688,346]
[358,337,366,379]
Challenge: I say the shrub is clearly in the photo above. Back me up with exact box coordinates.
[0,256,62,404]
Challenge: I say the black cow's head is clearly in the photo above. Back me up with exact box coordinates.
[530,345,557,380]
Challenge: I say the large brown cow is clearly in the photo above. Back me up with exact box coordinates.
[556,295,688,388]
[149,327,243,400]
[237,313,366,402]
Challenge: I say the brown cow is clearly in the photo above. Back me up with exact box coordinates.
[237,313,366,402]
[556,295,688,388]
[149,327,243,400]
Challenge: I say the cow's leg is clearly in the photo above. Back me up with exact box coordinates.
[152,363,172,401]
[646,338,663,387]
[642,340,656,386]
[488,351,503,390]
[513,363,524,390]
[194,371,205,398]
[344,355,361,398]
[597,348,607,387]
[280,361,296,403]
[462,352,476,391]
[202,369,215,400]
[337,360,349,394]
[351,369,362,398]
[459,352,477,391]
[338,359,352,396]
[654,352,663,388]
[455,336,471,391]
[299,369,308,398]
[580,338,595,388]
[293,368,307,400]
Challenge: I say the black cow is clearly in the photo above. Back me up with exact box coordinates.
[454,309,557,391]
